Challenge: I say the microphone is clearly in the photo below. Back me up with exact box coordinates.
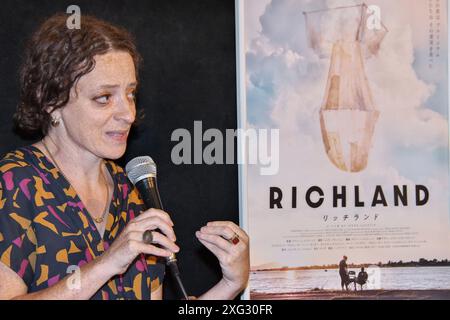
[125,156,189,300]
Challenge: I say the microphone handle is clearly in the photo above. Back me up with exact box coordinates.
[137,177,164,211]
[135,177,189,300]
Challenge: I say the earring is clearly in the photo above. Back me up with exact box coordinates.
[50,117,61,127]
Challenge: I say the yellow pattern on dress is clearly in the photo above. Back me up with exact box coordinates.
[133,273,142,300]
[34,211,58,234]
[34,176,55,206]
[36,265,49,286]
[9,212,31,229]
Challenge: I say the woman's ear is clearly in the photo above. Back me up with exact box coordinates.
[45,107,63,127]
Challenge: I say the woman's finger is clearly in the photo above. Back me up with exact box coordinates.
[123,231,178,253]
[123,231,179,255]
[200,225,235,241]
[131,240,173,258]
[133,216,177,241]
[148,231,180,253]
[196,236,226,261]
[206,221,248,242]
[196,231,234,253]
[134,208,174,226]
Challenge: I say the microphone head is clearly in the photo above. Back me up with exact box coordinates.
[125,156,157,185]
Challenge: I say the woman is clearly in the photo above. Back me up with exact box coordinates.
[0,14,249,300]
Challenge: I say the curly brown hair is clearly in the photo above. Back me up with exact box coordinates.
[14,14,142,137]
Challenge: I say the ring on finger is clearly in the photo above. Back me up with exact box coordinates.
[227,232,240,245]
[142,230,156,244]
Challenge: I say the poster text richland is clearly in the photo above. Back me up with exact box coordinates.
[269,185,430,209]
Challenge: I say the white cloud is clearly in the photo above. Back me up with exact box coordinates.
[244,0,272,51]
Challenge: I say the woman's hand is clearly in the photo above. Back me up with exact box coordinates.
[100,208,180,275]
[196,221,250,295]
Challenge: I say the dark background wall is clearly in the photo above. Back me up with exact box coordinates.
[0,0,238,299]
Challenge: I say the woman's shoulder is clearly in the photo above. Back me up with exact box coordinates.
[0,146,40,217]
[0,146,36,176]
[0,147,44,206]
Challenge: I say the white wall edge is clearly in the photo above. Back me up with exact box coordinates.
[235,0,251,301]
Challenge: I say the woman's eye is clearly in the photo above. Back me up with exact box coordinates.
[94,94,111,104]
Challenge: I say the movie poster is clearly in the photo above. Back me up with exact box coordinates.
[236,0,450,299]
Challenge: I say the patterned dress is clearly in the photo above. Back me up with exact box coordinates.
[0,145,165,300]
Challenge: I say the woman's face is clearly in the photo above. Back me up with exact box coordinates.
[55,50,137,160]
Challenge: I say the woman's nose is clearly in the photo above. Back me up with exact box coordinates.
[115,94,136,124]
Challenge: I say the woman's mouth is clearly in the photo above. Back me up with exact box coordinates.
[106,130,128,143]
